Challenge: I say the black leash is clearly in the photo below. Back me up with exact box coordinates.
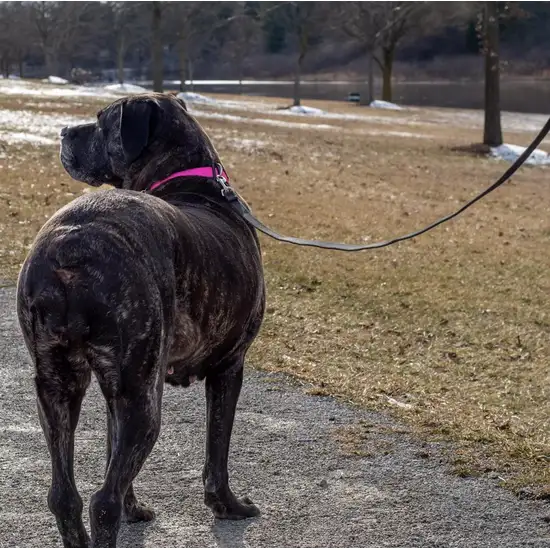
[216,117,550,251]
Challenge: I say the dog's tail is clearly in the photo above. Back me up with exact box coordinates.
[19,229,98,347]
[27,267,90,347]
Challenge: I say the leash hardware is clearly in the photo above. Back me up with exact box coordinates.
[215,174,238,202]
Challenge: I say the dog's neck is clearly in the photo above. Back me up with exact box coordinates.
[122,143,220,192]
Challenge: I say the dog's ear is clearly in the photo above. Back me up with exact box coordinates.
[120,99,157,163]
[177,96,187,111]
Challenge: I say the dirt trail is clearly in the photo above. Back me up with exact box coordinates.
[0,286,548,547]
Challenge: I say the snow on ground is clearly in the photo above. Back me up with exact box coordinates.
[364,129,431,139]
[0,79,110,99]
[225,137,270,151]
[0,79,148,99]
[177,91,216,104]
[370,100,403,111]
[428,108,550,136]
[0,132,56,146]
[490,143,550,165]
[196,97,426,126]
[190,108,435,138]
[191,108,337,131]
[44,76,69,85]
[0,108,91,147]
[103,83,148,93]
[0,79,547,149]
[286,105,325,115]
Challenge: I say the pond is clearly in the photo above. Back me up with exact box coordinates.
[142,79,550,114]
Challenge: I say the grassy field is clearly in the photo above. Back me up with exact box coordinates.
[1,82,549,496]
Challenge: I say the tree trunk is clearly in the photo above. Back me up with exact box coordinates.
[1,57,9,78]
[483,1,503,147]
[237,47,244,95]
[361,49,375,105]
[117,36,125,85]
[368,50,375,104]
[177,37,186,92]
[45,48,59,77]
[381,47,394,102]
[18,53,23,78]
[151,3,163,93]
[188,59,194,92]
[293,51,305,107]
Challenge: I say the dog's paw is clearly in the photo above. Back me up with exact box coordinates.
[205,491,260,520]
[124,502,156,523]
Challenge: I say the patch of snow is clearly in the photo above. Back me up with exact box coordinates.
[177,91,216,104]
[104,83,148,94]
[225,137,269,151]
[44,76,69,85]
[0,132,56,146]
[363,130,431,139]
[197,96,424,127]
[428,109,550,136]
[286,105,325,115]
[490,143,550,165]
[385,396,414,410]
[0,79,116,99]
[370,100,403,111]
[192,109,337,131]
[0,108,92,146]
[255,117,337,131]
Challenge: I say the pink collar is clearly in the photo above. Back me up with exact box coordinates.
[149,166,229,192]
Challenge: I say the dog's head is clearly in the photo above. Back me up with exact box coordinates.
[60,93,219,190]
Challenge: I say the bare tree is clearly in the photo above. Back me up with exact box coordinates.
[478,1,528,146]
[339,2,475,103]
[226,2,262,93]
[151,1,163,92]
[271,2,327,107]
[482,1,502,146]
[338,2,385,104]
[30,1,99,77]
[164,2,209,92]
[336,2,427,103]
[0,2,33,78]
[373,2,430,102]
[108,2,148,85]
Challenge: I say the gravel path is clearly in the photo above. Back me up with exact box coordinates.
[0,285,548,547]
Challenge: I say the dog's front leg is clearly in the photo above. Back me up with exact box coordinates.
[203,357,260,519]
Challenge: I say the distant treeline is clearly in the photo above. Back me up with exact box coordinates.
[0,2,548,89]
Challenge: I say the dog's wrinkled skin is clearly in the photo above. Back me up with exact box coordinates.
[16,93,265,547]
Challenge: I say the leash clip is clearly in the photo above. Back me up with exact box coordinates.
[214,163,238,202]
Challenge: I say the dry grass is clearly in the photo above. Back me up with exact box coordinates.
[1,90,549,497]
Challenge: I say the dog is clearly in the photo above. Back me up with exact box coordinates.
[16,93,265,547]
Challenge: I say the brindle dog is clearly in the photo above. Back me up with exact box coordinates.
[16,93,265,547]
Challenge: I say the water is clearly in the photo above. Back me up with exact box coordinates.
[145,79,550,114]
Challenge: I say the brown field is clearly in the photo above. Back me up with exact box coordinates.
[1,86,549,496]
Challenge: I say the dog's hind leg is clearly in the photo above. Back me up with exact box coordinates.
[90,372,163,547]
[105,405,155,523]
[35,351,91,548]
[203,355,260,519]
